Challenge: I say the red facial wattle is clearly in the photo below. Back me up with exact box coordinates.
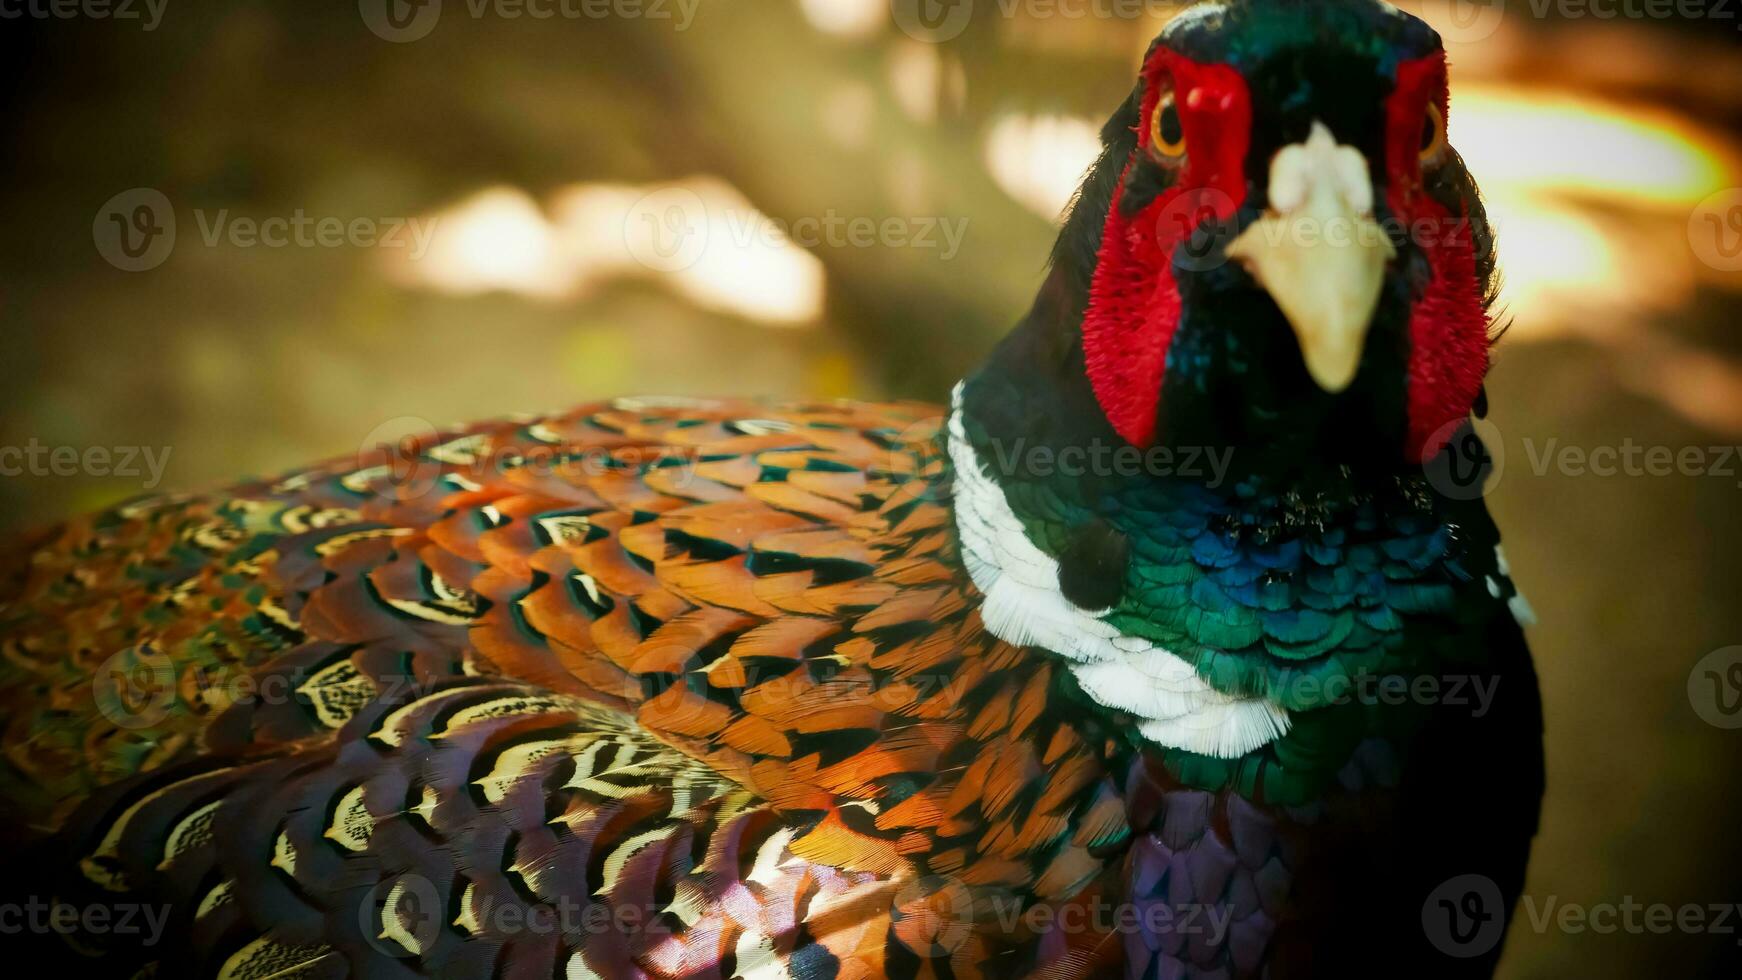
[1387,52,1493,463]
[1081,52,1253,449]
[1081,47,1492,464]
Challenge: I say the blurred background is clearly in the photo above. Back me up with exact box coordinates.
[2,0,1740,974]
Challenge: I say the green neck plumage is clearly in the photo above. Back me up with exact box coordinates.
[952,373,1520,803]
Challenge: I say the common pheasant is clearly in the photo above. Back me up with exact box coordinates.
[0,1,1543,976]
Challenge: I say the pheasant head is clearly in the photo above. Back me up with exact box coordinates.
[955,0,1511,779]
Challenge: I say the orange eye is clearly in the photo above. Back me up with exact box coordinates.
[1420,102,1448,166]
[1149,93,1186,162]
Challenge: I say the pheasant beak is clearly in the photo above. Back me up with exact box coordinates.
[1225,121,1397,393]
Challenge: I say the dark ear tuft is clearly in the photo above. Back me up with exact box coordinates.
[1426,145,1501,309]
[1046,84,1145,312]
[1057,517,1129,610]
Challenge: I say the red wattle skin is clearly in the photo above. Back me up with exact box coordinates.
[1081,51,1252,449]
[1387,52,1493,463]
[1083,48,1492,463]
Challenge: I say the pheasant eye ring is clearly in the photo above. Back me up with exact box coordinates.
[1149,92,1188,162]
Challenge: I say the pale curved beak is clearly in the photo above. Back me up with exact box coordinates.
[1225,121,1397,393]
